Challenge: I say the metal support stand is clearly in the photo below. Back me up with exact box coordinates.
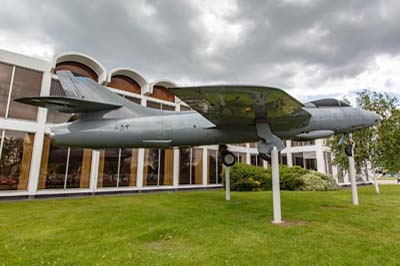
[348,134,359,205]
[225,166,231,201]
[271,147,282,223]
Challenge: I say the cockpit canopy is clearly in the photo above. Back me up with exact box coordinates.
[304,98,351,108]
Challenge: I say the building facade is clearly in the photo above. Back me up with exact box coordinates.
[0,49,345,199]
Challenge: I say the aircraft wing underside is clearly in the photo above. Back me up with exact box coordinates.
[171,85,311,130]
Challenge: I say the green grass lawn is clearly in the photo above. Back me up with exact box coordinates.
[1,186,400,266]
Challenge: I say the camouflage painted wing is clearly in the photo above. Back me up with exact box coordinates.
[170,85,311,130]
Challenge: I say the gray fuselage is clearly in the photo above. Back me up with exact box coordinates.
[50,106,381,149]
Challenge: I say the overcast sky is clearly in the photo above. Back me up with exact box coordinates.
[0,0,399,102]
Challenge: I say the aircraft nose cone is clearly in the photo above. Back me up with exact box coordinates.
[372,113,382,125]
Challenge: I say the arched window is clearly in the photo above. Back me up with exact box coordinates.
[108,75,141,94]
[54,61,98,81]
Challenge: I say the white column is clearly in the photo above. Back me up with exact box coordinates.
[246,144,251,165]
[225,166,230,201]
[136,148,145,189]
[89,150,100,193]
[316,139,326,173]
[27,71,51,196]
[173,147,180,187]
[202,147,208,186]
[271,147,282,224]
[348,142,359,205]
[286,140,293,167]
[27,123,45,195]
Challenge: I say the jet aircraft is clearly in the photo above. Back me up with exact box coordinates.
[16,71,382,166]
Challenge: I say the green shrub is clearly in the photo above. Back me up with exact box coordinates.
[299,171,337,191]
[277,165,307,190]
[221,163,337,192]
[222,163,271,191]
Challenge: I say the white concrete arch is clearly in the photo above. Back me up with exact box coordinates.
[108,67,148,90]
[52,52,107,84]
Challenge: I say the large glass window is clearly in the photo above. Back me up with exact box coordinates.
[7,66,42,121]
[279,153,287,165]
[207,149,222,184]
[97,148,138,188]
[39,136,92,189]
[304,151,317,170]
[143,149,173,186]
[162,104,175,111]
[147,100,175,111]
[235,152,247,163]
[179,148,203,185]
[292,152,304,168]
[119,148,138,186]
[98,149,119,187]
[291,140,315,147]
[0,130,34,190]
[147,101,161,109]
[250,154,264,167]
[126,96,141,104]
[0,62,13,117]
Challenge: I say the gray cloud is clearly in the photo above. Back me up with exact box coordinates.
[0,0,400,98]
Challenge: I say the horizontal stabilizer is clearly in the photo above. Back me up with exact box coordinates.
[15,96,122,113]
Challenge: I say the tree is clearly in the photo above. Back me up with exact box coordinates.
[328,90,399,181]
[376,109,400,173]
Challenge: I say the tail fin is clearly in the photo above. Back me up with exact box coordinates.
[15,71,123,113]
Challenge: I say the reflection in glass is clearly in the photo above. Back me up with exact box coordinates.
[179,148,203,185]
[207,149,222,184]
[161,149,174,185]
[292,152,304,168]
[98,149,119,187]
[143,149,173,186]
[0,130,34,190]
[39,136,92,189]
[192,148,203,184]
[39,145,68,189]
[8,66,42,121]
[147,101,161,110]
[0,63,13,117]
[236,152,247,163]
[119,148,138,186]
[65,149,91,188]
[144,149,159,186]
[162,104,175,111]
[126,96,141,104]
[250,154,264,167]
[179,148,191,184]
[97,148,138,188]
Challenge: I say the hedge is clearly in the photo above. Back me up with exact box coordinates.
[222,163,337,191]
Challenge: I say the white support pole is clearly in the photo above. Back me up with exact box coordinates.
[225,166,231,201]
[271,147,282,224]
[348,135,359,205]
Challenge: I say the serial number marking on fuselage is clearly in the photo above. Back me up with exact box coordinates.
[114,124,130,132]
